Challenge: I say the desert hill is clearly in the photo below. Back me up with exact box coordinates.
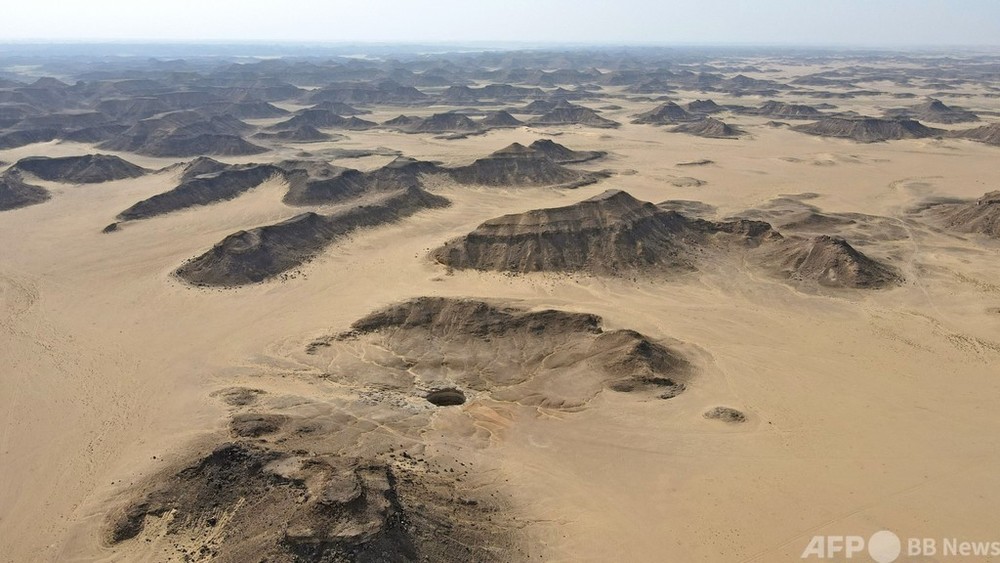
[432,189,775,275]
[918,191,1000,237]
[212,100,289,119]
[0,170,49,211]
[108,432,513,563]
[303,80,427,105]
[631,102,696,124]
[283,156,441,206]
[0,128,59,150]
[529,104,619,128]
[60,124,129,144]
[479,110,523,128]
[254,124,335,142]
[755,235,902,289]
[309,100,370,115]
[109,442,428,562]
[382,115,422,128]
[792,117,942,142]
[13,154,147,183]
[176,187,449,286]
[270,109,377,131]
[100,113,266,157]
[625,78,674,94]
[447,144,605,188]
[343,296,690,402]
[685,99,724,114]
[949,122,1000,146]
[179,156,230,181]
[526,139,606,163]
[115,164,282,222]
[671,117,742,138]
[95,97,171,121]
[884,98,979,124]
[14,111,115,132]
[742,100,824,119]
[514,99,562,114]
[409,112,481,133]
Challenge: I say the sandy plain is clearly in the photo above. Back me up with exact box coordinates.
[1,64,1000,562]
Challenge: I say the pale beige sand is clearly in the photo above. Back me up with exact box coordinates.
[1,78,1000,562]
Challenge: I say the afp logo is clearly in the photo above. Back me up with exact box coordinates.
[802,531,901,562]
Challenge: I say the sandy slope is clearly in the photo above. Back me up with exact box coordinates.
[2,82,1000,562]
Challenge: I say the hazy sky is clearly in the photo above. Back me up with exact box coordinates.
[1,0,999,47]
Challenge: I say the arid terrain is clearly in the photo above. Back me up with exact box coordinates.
[1,46,1000,562]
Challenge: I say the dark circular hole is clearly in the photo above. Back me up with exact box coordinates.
[426,388,466,406]
[703,406,746,423]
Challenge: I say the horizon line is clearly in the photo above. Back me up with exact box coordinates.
[2,39,1000,51]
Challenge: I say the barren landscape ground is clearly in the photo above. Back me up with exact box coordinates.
[1,49,999,561]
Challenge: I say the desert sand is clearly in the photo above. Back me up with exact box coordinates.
[1,49,1000,562]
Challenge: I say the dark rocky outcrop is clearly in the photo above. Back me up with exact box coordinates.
[13,154,147,183]
[685,99,724,115]
[176,187,450,286]
[283,156,442,206]
[116,164,281,221]
[107,441,510,562]
[919,191,1000,237]
[309,101,369,115]
[447,144,605,188]
[631,102,695,124]
[884,98,979,124]
[526,139,606,163]
[179,156,230,181]
[254,125,336,142]
[347,297,689,399]
[755,235,902,288]
[792,117,942,142]
[741,100,823,119]
[0,128,59,149]
[100,113,267,157]
[529,104,619,128]
[0,170,50,211]
[671,118,742,138]
[479,110,523,128]
[949,123,1000,146]
[409,112,481,133]
[432,189,776,275]
[270,109,377,131]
